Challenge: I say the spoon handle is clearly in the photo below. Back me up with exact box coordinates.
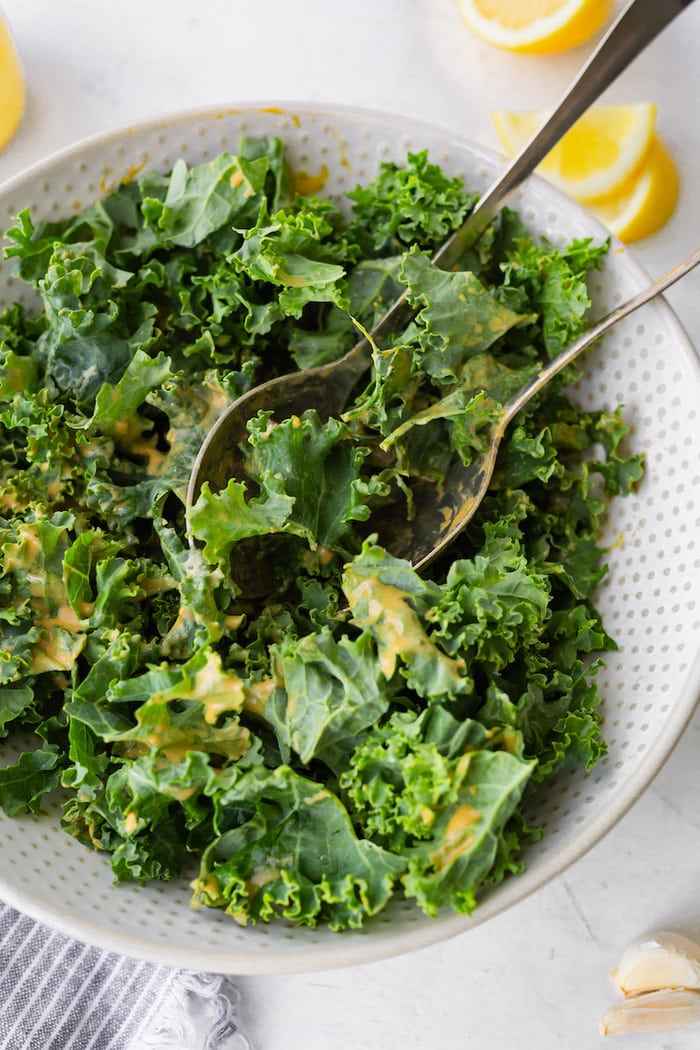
[500,246,700,428]
[434,0,697,266]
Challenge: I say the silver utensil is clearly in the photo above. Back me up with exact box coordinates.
[187,0,697,571]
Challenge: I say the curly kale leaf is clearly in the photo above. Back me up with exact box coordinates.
[264,629,394,772]
[341,710,534,917]
[191,764,405,930]
[347,150,476,256]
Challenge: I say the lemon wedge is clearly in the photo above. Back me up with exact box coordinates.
[590,136,679,242]
[456,0,613,55]
[492,103,657,202]
[0,12,24,152]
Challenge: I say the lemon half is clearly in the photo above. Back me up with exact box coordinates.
[456,0,613,55]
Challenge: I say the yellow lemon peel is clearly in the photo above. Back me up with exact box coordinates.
[456,0,613,55]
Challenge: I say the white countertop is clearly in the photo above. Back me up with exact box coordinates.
[1,1,699,1047]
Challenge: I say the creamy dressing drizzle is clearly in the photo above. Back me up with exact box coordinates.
[4,522,88,673]
[430,803,483,872]
[343,570,465,681]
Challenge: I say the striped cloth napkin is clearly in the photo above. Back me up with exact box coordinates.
[0,901,249,1050]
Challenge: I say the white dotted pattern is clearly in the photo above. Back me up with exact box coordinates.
[0,104,698,973]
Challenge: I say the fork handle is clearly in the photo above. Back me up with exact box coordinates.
[434,0,697,266]
[500,246,700,427]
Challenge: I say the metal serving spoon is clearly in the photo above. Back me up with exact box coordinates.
[187,0,696,569]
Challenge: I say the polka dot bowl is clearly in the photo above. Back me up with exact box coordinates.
[0,103,698,974]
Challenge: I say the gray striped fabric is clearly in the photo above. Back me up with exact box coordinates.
[0,902,247,1050]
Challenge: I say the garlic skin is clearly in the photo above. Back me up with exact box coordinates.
[611,930,700,997]
[600,988,700,1036]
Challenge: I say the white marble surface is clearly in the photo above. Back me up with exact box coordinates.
[0,1,699,1047]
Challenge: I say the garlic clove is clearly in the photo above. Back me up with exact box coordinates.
[600,988,700,1036]
[611,930,700,996]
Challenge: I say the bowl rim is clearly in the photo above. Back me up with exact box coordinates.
[0,99,698,974]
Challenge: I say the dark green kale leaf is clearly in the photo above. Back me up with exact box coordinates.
[347,150,476,256]
[191,763,405,930]
[264,629,394,772]
[498,235,608,359]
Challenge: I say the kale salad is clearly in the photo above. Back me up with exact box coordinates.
[0,138,642,930]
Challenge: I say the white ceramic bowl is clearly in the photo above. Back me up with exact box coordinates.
[0,103,698,974]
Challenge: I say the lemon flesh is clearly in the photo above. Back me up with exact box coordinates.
[456,0,613,55]
[0,14,24,153]
[492,103,657,202]
[591,137,680,242]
